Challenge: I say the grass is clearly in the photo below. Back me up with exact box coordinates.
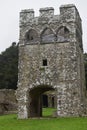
[0,108,87,130]
[42,107,56,117]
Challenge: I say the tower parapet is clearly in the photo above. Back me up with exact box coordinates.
[20,9,34,25]
[60,4,82,32]
[39,7,54,17]
[60,4,76,20]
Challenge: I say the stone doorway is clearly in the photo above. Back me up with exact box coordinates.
[29,85,56,117]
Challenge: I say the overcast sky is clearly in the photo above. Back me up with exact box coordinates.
[0,0,87,53]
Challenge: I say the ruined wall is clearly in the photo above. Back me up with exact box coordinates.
[17,4,87,119]
[0,89,17,115]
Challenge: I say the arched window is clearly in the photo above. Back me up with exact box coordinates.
[41,28,56,43]
[57,26,69,42]
[25,29,38,43]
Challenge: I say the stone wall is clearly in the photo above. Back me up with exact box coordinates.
[17,4,87,119]
[0,89,17,115]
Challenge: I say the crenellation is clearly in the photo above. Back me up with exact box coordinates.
[21,9,34,13]
[60,4,76,22]
[39,7,54,17]
[20,9,34,25]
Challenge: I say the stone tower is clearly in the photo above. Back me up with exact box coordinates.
[16,4,87,119]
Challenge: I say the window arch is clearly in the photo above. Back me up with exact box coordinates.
[41,28,56,43]
[25,29,39,43]
[57,26,70,42]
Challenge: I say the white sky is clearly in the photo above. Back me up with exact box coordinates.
[0,0,87,53]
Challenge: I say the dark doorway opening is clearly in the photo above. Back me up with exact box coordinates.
[29,85,56,118]
[42,95,48,107]
[52,97,54,107]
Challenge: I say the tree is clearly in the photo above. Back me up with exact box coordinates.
[0,43,18,89]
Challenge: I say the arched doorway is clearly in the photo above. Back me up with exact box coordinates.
[28,85,56,117]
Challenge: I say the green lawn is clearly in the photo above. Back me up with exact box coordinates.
[42,107,56,117]
[0,108,87,130]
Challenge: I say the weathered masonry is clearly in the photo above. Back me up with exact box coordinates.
[16,4,87,119]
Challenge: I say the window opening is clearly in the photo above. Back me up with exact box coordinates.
[43,59,47,66]
[30,36,33,40]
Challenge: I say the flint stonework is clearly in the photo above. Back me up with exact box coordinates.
[16,4,87,119]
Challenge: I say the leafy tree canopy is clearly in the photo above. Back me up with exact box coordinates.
[0,42,18,90]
